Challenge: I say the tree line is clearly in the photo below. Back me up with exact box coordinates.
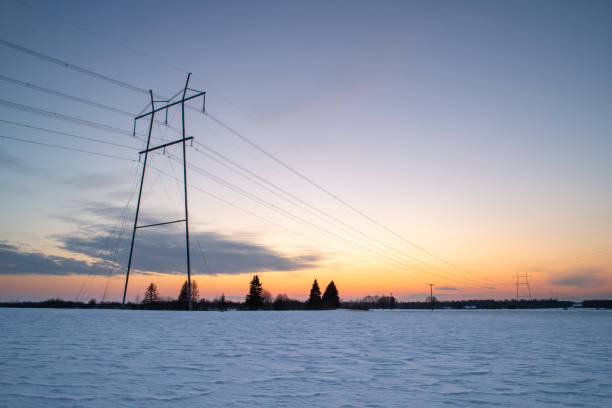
[138,278,578,310]
[136,275,341,310]
[1,273,596,310]
[245,276,340,310]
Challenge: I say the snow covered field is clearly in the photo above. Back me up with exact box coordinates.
[1,308,611,407]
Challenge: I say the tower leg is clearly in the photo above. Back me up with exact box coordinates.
[123,90,155,307]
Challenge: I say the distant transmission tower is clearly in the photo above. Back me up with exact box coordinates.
[122,73,205,310]
[515,272,532,303]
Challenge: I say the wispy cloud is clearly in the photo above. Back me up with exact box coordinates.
[0,227,323,277]
[1,201,324,277]
[48,201,129,235]
[437,286,457,291]
[0,242,111,276]
[62,173,121,189]
[58,228,322,275]
[550,268,607,288]
[0,149,55,182]
[2,150,125,190]
[50,201,176,231]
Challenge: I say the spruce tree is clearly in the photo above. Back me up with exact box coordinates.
[245,275,264,310]
[307,279,322,309]
[218,294,227,311]
[322,280,340,309]
[143,283,159,304]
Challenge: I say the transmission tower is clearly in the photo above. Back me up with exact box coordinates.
[515,272,532,303]
[122,73,205,310]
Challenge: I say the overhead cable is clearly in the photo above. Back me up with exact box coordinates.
[0,118,138,149]
[157,116,500,285]
[205,112,501,284]
[0,36,494,285]
[0,134,136,161]
[149,164,427,285]
[0,74,136,117]
[0,98,139,137]
[0,37,151,95]
[192,142,502,285]
[170,154,475,285]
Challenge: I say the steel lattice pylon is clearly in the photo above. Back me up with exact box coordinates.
[122,73,205,310]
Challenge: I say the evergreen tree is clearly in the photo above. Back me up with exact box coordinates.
[307,279,322,309]
[218,294,227,311]
[178,280,199,306]
[245,275,264,310]
[322,280,340,309]
[143,283,159,304]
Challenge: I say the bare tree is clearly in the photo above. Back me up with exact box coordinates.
[143,283,159,304]
[178,280,199,306]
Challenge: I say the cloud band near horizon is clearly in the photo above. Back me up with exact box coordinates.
[0,228,323,277]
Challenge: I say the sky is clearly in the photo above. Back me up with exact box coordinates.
[0,0,611,302]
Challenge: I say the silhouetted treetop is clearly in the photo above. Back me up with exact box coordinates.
[143,283,160,304]
[245,275,264,310]
[307,279,322,309]
[218,294,227,311]
[322,280,340,309]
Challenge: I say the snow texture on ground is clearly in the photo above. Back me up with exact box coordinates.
[1,308,611,407]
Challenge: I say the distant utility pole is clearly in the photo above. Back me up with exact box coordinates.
[428,283,434,311]
[515,272,533,304]
[122,73,205,311]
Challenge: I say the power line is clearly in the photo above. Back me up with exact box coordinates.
[0,118,138,150]
[161,120,500,286]
[13,0,188,75]
[204,112,500,284]
[0,98,137,136]
[101,163,144,302]
[0,37,150,95]
[0,134,136,161]
[77,159,143,303]
[148,163,427,285]
[181,156,416,272]
[0,73,136,117]
[0,37,497,286]
[1,112,437,290]
[0,34,474,280]
[191,141,502,286]
[77,137,149,302]
[0,95,496,285]
[153,133,500,285]
[169,154,482,285]
[148,119,497,286]
[190,222,220,299]
[151,117,489,285]
[12,0,246,121]
[0,76,392,284]
[0,73,177,132]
